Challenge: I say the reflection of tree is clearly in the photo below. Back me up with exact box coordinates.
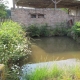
[35,37,80,53]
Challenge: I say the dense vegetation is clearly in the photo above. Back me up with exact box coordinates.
[27,21,80,43]
[67,22,80,43]
[22,64,80,80]
[0,0,7,18]
[0,20,80,80]
[27,23,68,37]
[0,21,31,80]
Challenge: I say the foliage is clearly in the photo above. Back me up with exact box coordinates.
[27,23,68,37]
[52,27,68,36]
[27,24,40,37]
[71,22,80,37]
[39,24,50,37]
[23,67,48,80]
[0,21,31,80]
[0,21,31,64]
[68,22,80,42]
[0,0,7,18]
[50,22,68,36]
[5,65,20,80]
[22,64,80,80]
[50,65,63,78]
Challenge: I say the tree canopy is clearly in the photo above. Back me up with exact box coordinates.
[0,0,8,18]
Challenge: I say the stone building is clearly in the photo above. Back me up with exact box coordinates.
[11,0,80,27]
[11,8,69,27]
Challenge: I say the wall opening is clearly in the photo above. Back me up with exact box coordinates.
[31,14,36,18]
[38,14,44,18]
[30,13,45,18]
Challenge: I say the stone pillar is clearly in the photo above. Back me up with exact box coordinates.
[13,0,15,9]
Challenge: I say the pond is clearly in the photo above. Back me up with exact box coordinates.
[20,37,80,80]
[28,37,80,63]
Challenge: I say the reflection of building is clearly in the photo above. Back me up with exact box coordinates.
[11,0,80,27]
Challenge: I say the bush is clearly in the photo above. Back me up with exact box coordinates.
[27,23,68,37]
[27,24,50,37]
[27,24,40,37]
[71,22,80,38]
[39,24,50,37]
[52,27,68,36]
[67,22,80,42]
[0,21,30,64]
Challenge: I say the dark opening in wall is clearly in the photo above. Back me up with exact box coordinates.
[38,14,44,18]
[31,14,36,18]
[30,13,45,18]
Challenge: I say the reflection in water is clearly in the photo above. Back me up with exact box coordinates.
[28,37,80,63]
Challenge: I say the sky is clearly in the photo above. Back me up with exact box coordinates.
[5,0,13,9]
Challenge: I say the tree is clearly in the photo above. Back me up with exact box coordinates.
[0,0,8,18]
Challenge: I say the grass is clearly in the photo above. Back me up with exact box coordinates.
[22,64,80,80]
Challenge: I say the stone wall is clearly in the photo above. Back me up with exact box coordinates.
[11,8,69,27]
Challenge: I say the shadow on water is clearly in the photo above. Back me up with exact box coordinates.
[28,37,80,63]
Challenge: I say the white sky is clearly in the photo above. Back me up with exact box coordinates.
[5,0,13,9]
[5,0,34,9]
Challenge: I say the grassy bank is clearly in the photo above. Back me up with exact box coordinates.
[22,64,80,80]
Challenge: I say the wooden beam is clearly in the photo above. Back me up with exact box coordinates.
[51,0,55,3]
[52,0,62,10]
[52,0,62,9]
[56,0,62,4]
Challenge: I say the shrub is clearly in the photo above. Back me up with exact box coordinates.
[27,23,68,37]
[0,21,31,80]
[71,22,80,38]
[68,22,80,42]
[27,24,40,37]
[0,21,31,64]
[27,24,50,37]
[39,24,50,37]
[52,27,68,36]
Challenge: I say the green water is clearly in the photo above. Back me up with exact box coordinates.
[28,37,80,63]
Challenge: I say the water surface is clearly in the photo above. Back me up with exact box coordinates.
[28,37,80,63]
